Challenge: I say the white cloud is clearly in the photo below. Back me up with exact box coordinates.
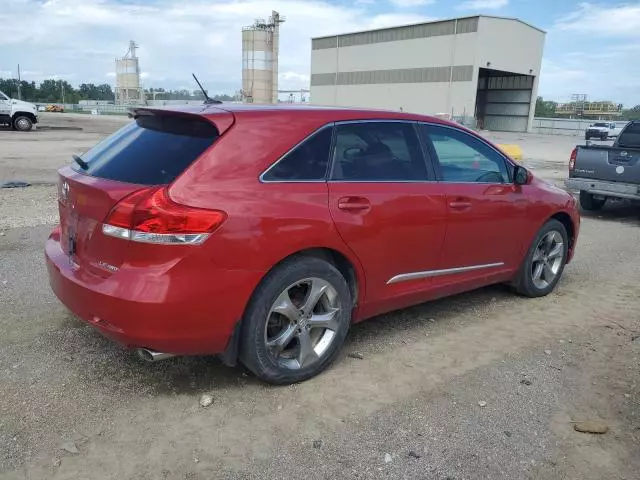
[457,0,508,10]
[388,0,434,7]
[555,2,640,37]
[538,51,640,106]
[279,71,310,90]
[0,0,433,93]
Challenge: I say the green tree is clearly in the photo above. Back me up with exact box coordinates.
[622,105,640,121]
[535,97,558,118]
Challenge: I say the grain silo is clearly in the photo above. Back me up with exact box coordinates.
[115,41,144,105]
[241,11,285,104]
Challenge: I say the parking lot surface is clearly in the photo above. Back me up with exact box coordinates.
[1,114,638,479]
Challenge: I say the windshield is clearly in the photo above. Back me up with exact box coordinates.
[593,123,607,127]
[0,91,9,101]
[616,123,640,148]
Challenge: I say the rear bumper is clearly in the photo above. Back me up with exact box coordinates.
[45,228,265,355]
[565,178,640,200]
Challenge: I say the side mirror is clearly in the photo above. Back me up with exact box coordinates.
[514,165,529,186]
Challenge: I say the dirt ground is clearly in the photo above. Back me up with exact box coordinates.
[0,113,638,479]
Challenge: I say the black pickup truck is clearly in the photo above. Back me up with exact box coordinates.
[565,120,640,210]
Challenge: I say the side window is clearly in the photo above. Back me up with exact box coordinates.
[423,125,510,184]
[262,126,333,181]
[330,122,428,181]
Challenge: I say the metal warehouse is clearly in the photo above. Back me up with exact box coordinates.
[310,15,545,132]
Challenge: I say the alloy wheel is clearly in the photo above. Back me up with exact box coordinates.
[264,277,341,370]
[531,230,564,290]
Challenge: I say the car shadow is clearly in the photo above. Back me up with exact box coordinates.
[580,200,640,226]
[71,283,517,396]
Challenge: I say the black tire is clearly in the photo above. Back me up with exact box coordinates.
[513,219,569,298]
[13,115,33,132]
[579,191,606,211]
[239,256,352,384]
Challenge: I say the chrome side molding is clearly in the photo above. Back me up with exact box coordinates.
[387,262,505,285]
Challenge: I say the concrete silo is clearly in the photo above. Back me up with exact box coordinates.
[241,11,285,104]
[115,41,144,105]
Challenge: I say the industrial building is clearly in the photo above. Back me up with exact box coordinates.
[242,11,285,104]
[115,41,144,105]
[310,16,545,132]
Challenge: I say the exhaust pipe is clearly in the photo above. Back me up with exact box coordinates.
[136,348,176,362]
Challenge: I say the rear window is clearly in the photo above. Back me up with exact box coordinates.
[74,113,219,185]
[617,123,640,148]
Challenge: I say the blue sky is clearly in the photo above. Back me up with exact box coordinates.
[1,0,639,106]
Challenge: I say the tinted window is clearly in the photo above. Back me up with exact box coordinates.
[262,126,333,181]
[330,122,428,181]
[73,113,219,185]
[617,123,640,148]
[423,125,509,183]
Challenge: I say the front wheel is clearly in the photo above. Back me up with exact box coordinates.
[513,219,569,298]
[240,256,352,384]
[13,115,33,132]
[579,191,606,211]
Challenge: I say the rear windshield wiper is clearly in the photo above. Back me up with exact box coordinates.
[72,154,89,170]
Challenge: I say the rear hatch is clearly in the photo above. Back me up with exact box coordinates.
[57,109,227,275]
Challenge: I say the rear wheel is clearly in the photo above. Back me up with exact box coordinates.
[13,115,33,132]
[239,256,351,384]
[513,219,569,298]
[579,191,606,211]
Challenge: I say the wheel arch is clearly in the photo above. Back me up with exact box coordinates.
[13,111,37,122]
[220,245,365,368]
[549,211,576,254]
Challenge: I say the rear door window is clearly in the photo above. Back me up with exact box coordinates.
[74,113,219,185]
[330,122,429,181]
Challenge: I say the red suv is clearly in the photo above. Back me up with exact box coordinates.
[45,105,580,384]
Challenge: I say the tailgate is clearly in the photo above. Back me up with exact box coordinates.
[58,167,143,274]
[572,146,640,183]
[56,109,224,274]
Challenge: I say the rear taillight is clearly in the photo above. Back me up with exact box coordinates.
[569,147,577,172]
[102,187,226,245]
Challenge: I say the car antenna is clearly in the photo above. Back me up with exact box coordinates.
[192,73,222,104]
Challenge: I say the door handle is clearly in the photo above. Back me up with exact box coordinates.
[448,198,472,210]
[337,196,371,211]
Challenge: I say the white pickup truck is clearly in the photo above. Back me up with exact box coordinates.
[0,90,38,131]
[584,122,625,141]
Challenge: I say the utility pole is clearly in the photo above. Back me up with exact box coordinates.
[61,82,65,104]
[17,64,21,100]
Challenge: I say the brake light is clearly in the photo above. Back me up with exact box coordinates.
[102,187,226,245]
[569,147,577,172]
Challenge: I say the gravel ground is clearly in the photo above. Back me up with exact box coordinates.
[0,113,638,479]
[0,186,58,229]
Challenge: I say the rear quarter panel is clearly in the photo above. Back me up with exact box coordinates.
[169,112,368,312]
